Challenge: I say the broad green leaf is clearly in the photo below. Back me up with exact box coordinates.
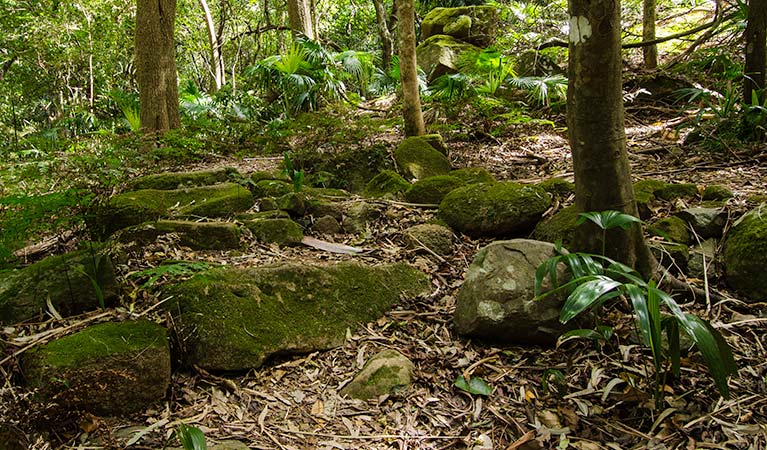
[177,424,207,450]
[560,276,622,323]
[677,314,735,398]
[557,328,607,346]
[662,317,681,378]
[577,210,641,231]
[455,375,493,396]
[647,284,664,372]
[626,284,653,348]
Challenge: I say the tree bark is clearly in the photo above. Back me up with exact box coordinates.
[199,0,225,91]
[397,0,425,137]
[744,0,767,103]
[373,0,394,70]
[136,0,180,133]
[642,0,658,69]
[567,0,652,275]
[287,0,315,40]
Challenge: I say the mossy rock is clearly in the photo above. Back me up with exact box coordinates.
[416,34,481,80]
[112,220,241,250]
[747,194,767,205]
[128,168,238,190]
[403,224,454,256]
[421,6,499,46]
[395,136,452,181]
[306,199,345,221]
[633,179,667,219]
[656,183,699,201]
[538,178,575,197]
[164,262,429,370]
[363,170,411,199]
[236,210,291,221]
[249,170,290,184]
[305,187,352,198]
[647,216,691,244]
[649,241,690,274]
[253,180,294,198]
[421,134,448,156]
[276,192,306,216]
[292,144,392,193]
[312,215,342,234]
[344,201,384,234]
[724,207,767,301]
[531,205,578,246]
[245,218,303,246]
[405,175,465,204]
[634,179,669,195]
[702,185,733,201]
[0,247,119,325]
[439,182,551,237]
[339,350,414,400]
[22,320,171,416]
[91,183,253,238]
[449,167,495,184]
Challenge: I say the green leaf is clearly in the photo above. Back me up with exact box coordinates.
[677,314,736,398]
[557,328,608,346]
[577,210,641,231]
[176,424,207,450]
[560,276,622,323]
[662,317,681,378]
[646,284,664,372]
[455,375,493,396]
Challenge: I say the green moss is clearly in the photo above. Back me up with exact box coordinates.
[253,180,293,198]
[649,241,689,273]
[747,195,767,205]
[724,207,767,300]
[395,137,452,181]
[633,179,667,219]
[421,6,499,46]
[656,183,699,201]
[245,218,303,246]
[648,216,691,244]
[128,168,238,190]
[237,210,291,221]
[164,262,429,370]
[405,175,464,204]
[363,170,411,199]
[276,192,306,216]
[702,185,733,201]
[421,134,448,156]
[292,144,392,192]
[439,182,551,237]
[416,35,480,78]
[249,170,289,184]
[403,224,454,256]
[531,204,578,246]
[113,220,241,250]
[450,167,495,184]
[634,179,668,195]
[538,178,575,197]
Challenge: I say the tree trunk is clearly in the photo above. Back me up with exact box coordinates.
[287,0,315,40]
[397,0,425,137]
[373,0,394,70]
[567,0,652,274]
[199,0,225,91]
[136,0,180,133]
[642,0,658,69]
[744,0,767,103]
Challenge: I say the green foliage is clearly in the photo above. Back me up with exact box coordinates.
[534,211,737,408]
[281,152,305,193]
[128,262,214,289]
[576,210,643,256]
[109,90,140,132]
[455,375,492,396]
[176,424,207,450]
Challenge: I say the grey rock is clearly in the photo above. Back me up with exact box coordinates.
[312,215,342,234]
[403,224,455,256]
[340,349,414,400]
[688,239,717,280]
[676,207,727,239]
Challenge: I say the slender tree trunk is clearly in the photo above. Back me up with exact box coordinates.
[373,0,394,70]
[136,0,180,133]
[567,0,652,274]
[744,0,767,103]
[642,0,658,69]
[287,0,315,40]
[199,0,225,91]
[397,0,425,137]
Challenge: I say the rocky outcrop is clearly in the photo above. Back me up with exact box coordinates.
[363,170,411,199]
[416,35,481,81]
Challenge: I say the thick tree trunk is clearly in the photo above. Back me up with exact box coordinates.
[567,0,652,274]
[373,0,394,70]
[287,0,315,40]
[744,0,767,103]
[136,0,180,133]
[642,0,658,69]
[397,0,425,137]
[199,0,225,91]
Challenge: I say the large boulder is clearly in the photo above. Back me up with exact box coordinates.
[128,168,237,190]
[165,262,429,371]
[416,35,480,81]
[395,136,452,181]
[454,240,579,345]
[363,170,411,199]
[724,207,767,301]
[439,182,551,237]
[421,6,499,46]
[244,218,304,246]
[0,247,119,325]
[91,183,253,238]
[293,144,391,193]
[22,320,171,416]
[405,175,465,204]
[340,350,415,400]
[112,220,241,250]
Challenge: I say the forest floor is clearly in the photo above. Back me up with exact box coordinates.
[2,100,767,449]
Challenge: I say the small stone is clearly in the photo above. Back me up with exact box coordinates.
[675,207,727,239]
[702,185,733,201]
[403,224,455,256]
[312,215,342,234]
[340,350,414,400]
[649,241,689,274]
[344,202,383,234]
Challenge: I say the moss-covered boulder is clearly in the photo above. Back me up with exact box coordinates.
[450,167,495,184]
[293,144,391,193]
[0,247,119,325]
[538,178,575,197]
[312,215,342,234]
[249,170,290,184]
[237,210,291,221]
[439,182,551,237]
[702,185,733,201]
[363,170,411,199]
[647,216,691,244]
[165,262,429,370]
[91,183,253,238]
[245,218,303,246]
[634,179,668,219]
[416,35,481,81]
[531,205,578,246]
[395,136,452,181]
[649,241,690,274]
[112,220,241,250]
[253,179,294,198]
[724,207,767,301]
[339,350,414,400]
[275,192,306,216]
[405,175,465,204]
[656,183,698,201]
[22,320,170,415]
[128,168,237,190]
[421,6,499,46]
[422,134,449,156]
[403,224,455,256]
